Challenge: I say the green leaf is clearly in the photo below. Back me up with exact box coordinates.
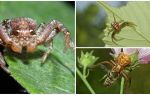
[1,1,74,94]
[99,2,150,46]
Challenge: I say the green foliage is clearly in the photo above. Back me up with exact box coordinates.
[78,51,99,68]
[76,3,105,47]
[100,2,150,46]
[0,1,74,94]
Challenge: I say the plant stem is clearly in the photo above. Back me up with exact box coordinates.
[83,66,86,78]
[97,1,122,20]
[120,77,125,94]
[77,67,96,94]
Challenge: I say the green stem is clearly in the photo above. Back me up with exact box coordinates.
[97,1,122,20]
[77,67,96,94]
[97,1,150,44]
[83,66,86,78]
[120,77,125,94]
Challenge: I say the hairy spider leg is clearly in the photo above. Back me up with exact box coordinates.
[63,31,74,52]
[110,60,117,66]
[91,60,116,69]
[52,20,74,52]
[40,29,58,63]
[41,39,53,64]
[36,20,74,63]
[0,52,10,73]
[0,25,12,45]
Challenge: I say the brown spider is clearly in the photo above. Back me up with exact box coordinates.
[98,49,132,86]
[107,14,136,44]
[0,17,74,73]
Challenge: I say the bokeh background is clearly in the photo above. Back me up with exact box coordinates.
[0,1,74,93]
[76,48,150,94]
[76,1,127,47]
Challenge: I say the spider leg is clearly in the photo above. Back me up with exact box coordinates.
[113,13,116,22]
[107,28,113,36]
[99,74,107,82]
[110,60,117,66]
[36,23,45,34]
[121,22,137,29]
[41,39,53,63]
[121,71,131,87]
[91,60,115,68]
[63,31,74,52]
[0,25,12,45]
[111,31,120,45]
[0,52,10,73]
[112,13,124,23]
[111,31,117,41]
[36,20,74,52]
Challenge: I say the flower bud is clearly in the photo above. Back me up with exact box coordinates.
[78,51,99,68]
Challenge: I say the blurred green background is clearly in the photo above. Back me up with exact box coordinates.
[76,2,105,47]
[76,48,150,94]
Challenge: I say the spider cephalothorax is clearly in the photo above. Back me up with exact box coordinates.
[1,18,38,53]
[107,14,136,44]
[0,17,74,73]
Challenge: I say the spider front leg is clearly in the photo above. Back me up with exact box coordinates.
[0,25,12,45]
[36,20,74,63]
[0,25,12,73]
[91,60,116,68]
[111,31,118,42]
[37,20,74,51]
[52,20,74,52]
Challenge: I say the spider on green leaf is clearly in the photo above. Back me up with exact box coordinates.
[107,14,137,44]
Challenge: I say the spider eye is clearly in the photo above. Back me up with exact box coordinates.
[29,29,35,35]
[29,30,33,32]
[12,30,20,36]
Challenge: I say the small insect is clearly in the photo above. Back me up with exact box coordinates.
[99,49,131,86]
[0,17,74,73]
[107,14,136,44]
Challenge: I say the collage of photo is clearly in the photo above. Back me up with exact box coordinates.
[0,1,150,94]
